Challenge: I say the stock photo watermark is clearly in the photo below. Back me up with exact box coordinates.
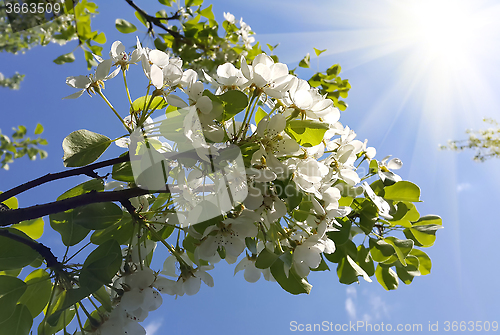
[4,0,67,32]
[289,320,499,332]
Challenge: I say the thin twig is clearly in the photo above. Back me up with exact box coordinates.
[124,0,183,39]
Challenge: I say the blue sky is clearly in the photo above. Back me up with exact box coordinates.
[2,0,500,334]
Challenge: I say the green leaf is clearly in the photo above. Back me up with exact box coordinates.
[18,269,51,318]
[199,4,214,20]
[50,210,91,246]
[299,53,310,68]
[135,11,148,27]
[409,249,432,275]
[218,90,249,121]
[0,269,22,277]
[369,238,395,263]
[255,107,267,126]
[62,129,111,167]
[313,48,327,56]
[34,123,44,135]
[91,213,133,245]
[0,193,18,209]
[388,202,420,227]
[274,179,302,211]
[57,179,104,201]
[158,0,173,6]
[80,240,122,292]
[186,0,203,6]
[336,100,348,111]
[326,217,352,246]
[0,304,32,335]
[383,181,421,202]
[53,52,75,65]
[0,276,27,323]
[112,156,134,182]
[40,289,76,333]
[12,218,44,240]
[292,200,312,221]
[130,95,167,113]
[92,286,112,312]
[356,245,375,277]
[0,229,39,270]
[73,203,123,230]
[405,224,442,247]
[396,255,420,284]
[338,196,353,207]
[326,64,341,77]
[337,255,372,284]
[324,240,357,264]
[375,265,399,290]
[115,19,137,33]
[413,214,442,226]
[285,120,328,147]
[383,237,413,266]
[255,248,279,269]
[369,159,378,174]
[93,32,106,44]
[46,289,87,326]
[271,259,312,294]
[404,215,443,247]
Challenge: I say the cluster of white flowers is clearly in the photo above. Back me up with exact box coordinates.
[223,12,255,49]
[78,269,161,335]
[64,36,406,332]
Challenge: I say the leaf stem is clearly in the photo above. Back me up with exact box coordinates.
[96,89,131,133]
[122,70,133,107]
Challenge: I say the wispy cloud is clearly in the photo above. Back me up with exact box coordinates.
[345,287,357,320]
[145,319,163,335]
[456,182,472,193]
[345,288,390,323]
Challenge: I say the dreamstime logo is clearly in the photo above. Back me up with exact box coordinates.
[129,106,248,227]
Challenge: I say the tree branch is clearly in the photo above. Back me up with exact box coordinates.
[0,153,129,204]
[0,229,60,269]
[0,185,170,227]
[124,0,182,39]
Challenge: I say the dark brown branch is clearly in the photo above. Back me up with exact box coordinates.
[120,198,140,220]
[0,229,60,269]
[0,154,129,204]
[125,0,182,39]
[0,185,170,227]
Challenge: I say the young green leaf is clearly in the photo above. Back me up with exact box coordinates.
[12,217,44,240]
[34,123,44,135]
[62,129,111,167]
[285,120,328,147]
[53,52,75,65]
[313,48,326,56]
[383,181,421,202]
[115,19,137,33]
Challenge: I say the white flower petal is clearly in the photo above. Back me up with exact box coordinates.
[62,90,85,100]
[149,49,170,67]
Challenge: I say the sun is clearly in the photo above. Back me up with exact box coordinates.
[397,0,471,58]
[388,0,490,74]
